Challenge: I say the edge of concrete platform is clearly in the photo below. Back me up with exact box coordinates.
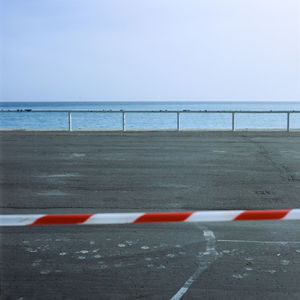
[1,129,300,132]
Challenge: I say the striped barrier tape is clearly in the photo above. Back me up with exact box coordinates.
[0,209,300,226]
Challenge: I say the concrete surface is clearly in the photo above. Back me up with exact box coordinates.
[0,131,300,299]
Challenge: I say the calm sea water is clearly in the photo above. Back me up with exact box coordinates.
[0,101,300,130]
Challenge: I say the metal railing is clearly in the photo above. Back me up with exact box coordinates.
[1,110,299,132]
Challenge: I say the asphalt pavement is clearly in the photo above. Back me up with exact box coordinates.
[1,131,300,299]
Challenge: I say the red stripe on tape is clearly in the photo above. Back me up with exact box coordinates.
[31,214,93,225]
[134,212,193,223]
[234,209,290,221]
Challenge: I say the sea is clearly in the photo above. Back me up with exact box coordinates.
[0,101,300,130]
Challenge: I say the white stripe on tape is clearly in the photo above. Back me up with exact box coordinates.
[85,213,144,224]
[186,210,244,222]
[0,214,45,226]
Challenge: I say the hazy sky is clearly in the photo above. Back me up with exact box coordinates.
[1,0,300,101]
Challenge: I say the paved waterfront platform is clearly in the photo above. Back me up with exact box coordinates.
[1,131,300,299]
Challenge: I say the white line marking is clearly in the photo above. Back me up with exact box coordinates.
[170,226,219,300]
[217,239,300,244]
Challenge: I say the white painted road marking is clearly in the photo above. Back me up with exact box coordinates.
[170,226,219,300]
[218,239,300,244]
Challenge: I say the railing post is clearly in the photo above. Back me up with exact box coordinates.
[122,112,126,132]
[177,112,180,131]
[68,112,72,131]
[232,112,235,131]
[287,112,290,132]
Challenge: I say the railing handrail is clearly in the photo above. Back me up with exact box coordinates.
[1,110,300,113]
[0,110,299,132]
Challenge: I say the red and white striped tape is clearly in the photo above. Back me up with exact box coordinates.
[0,209,300,226]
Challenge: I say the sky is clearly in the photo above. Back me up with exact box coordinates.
[0,0,299,102]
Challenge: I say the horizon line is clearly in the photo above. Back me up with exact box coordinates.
[1,100,300,103]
